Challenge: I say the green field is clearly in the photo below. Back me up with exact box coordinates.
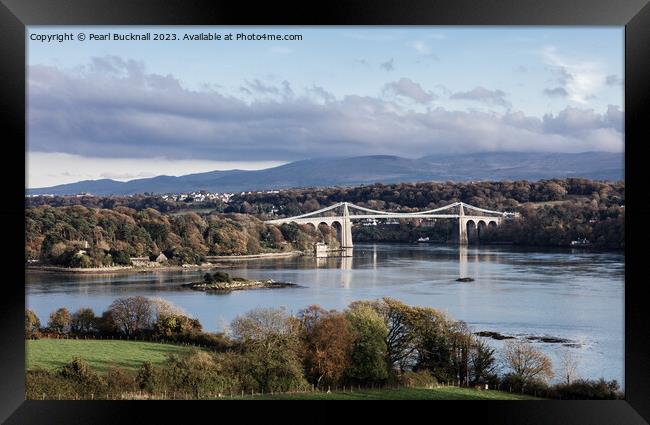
[228,387,540,400]
[27,339,198,373]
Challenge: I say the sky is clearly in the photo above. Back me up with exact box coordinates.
[26,26,624,188]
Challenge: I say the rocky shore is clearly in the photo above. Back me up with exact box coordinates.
[182,278,297,292]
[474,331,581,347]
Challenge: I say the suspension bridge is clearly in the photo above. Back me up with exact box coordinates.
[266,201,519,252]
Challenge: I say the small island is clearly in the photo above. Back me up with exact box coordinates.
[456,277,475,282]
[182,271,297,292]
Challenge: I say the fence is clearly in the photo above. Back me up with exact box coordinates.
[31,380,539,401]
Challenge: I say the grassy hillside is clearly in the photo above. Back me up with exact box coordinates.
[27,339,198,373]
[229,387,541,400]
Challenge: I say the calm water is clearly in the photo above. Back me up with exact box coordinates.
[26,243,624,386]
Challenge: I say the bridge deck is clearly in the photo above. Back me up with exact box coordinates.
[267,214,502,224]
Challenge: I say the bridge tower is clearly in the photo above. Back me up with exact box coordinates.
[340,202,354,251]
[458,203,468,245]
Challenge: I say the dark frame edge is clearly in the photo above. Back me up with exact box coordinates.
[0,1,26,424]
[624,0,650,423]
[0,0,649,423]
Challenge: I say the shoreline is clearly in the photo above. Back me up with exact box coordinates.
[25,251,303,275]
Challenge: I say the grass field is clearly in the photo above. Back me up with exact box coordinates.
[27,339,199,373]
[227,387,541,400]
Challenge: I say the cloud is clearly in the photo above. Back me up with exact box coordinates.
[543,46,605,104]
[542,104,623,135]
[242,79,293,98]
[27,57,624,170]
[605,74,623,86]
[380,59,395,72]
[410,40,439,61]
[383,78,436,104]
[543,87,568,98]
[450,86,511,108]
[307,85,335,103]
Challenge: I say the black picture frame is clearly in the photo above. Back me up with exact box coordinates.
[1,0,649,423]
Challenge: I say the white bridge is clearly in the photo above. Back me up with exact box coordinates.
[266,201,518,252]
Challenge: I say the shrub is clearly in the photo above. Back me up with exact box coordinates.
[211,271,232,283]
[551,378,622,400]
[26,369,77,400]
[107,366,135,394]
[58,357,105,396]
[136,361,157,393]
[399,370,438,389]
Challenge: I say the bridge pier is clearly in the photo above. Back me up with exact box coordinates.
[458,204,468,245]
[339,203,354,250]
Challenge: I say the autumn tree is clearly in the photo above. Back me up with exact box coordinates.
[25,309,41,338]
[502,340,554,384]
[298,306,354,387]
[47,307,72,334]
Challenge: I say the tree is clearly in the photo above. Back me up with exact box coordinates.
[107,296,153,336]
[231,308,307,392]
[349,298,417,370]
[298,306,354,386]
[502,340,554,384]
[345,304,389,384]
[25,309,41,338]
[70,308,97,334]
[469,337,498,385]
[48,307,72,334]
[149,298,187,321]
[559,349,580,385]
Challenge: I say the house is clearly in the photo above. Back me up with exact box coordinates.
[570,238,591,246]
[156,253,168,263]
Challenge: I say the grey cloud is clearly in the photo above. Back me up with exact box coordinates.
[450,86,511,108]
[307,85,335,102]
[28,58,624,163]
[543,105,623,135]
[383,78,436,104]
[543,87,568,98]
[606,74,623,86]
[380,59,395,72]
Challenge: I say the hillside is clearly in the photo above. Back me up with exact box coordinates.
[27,152,624,196]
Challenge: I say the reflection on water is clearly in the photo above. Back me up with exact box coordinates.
[26,243,624,386]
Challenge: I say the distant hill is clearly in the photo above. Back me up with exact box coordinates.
[27,152,624,196]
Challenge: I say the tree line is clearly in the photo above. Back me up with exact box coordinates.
[25,206,337,266]
[26,178,624,267]
[26,297,621,400]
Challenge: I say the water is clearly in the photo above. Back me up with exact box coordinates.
[26,243,624,386]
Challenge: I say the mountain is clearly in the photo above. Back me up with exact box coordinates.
[27,152,623,196]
